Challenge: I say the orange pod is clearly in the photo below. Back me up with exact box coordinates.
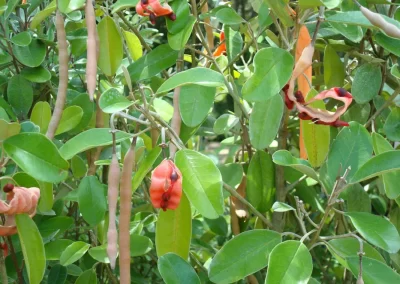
[150,160,182,211]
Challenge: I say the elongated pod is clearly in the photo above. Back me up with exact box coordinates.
[107,149,120,269]
[46,10,68,139]
[119,140,136,284]
[358,4,400,39]
[85,0,97,101]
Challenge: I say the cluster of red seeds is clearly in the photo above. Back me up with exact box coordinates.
[136,0,176,25]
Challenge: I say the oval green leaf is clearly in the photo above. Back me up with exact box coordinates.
[99,88,134,113]
[21,66,51,83]
[13,39,46,67]
[175,149,224,219]
[60,241,91,266]
[30,101,52,134]
[130,234,153,257]
[351,63,382,104]
[272,150,319,181]
[7,74,33,118]
[55,106,84,136]
[3,133,69,183]
[158,253,201,284]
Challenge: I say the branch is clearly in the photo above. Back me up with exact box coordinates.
[364,87,400,127]
[311,6,325,47]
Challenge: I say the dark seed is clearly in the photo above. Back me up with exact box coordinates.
[3,184,14,193]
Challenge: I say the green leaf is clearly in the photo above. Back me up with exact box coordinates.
[384,108,400,141]
[209,230,281,284]
[55,106,83,135]
[39,216,74,240]
[352,63,382,104]
[167,16,196,50]
[213,114,239,134]
[265,241,313,284]
[345,212,400,253]
[302,89,330,167]
[68,93,95,134]
[249,94,283,150]
[128,44,179,81]
[30,101,51,134]
[58,0,85,13]
[123,30,142,60]
[0,120,21,142]
[156,194,191,259]
[372,133,400,199]
[351,150,400,183]
[327,11,400,30]
[11,31,32,46]
[130,234,153,257]
[59,128,131,160]
[111,0,139,13]
[342,183,371,212]
[98,88,134,113]
[242,47,294,102]
[166,0,190,34]
[324,45,345,88]
[88,244,110,263]
[60,241,91,266]
[78,176,107,227]
[264,0,293,27]
[320,122,372,193]
[132,146,162,192]
[247,151,275,213]
[158,253,201,284]
[272,150,319,181]
[272,202,295,212]
[175,149,224,219]
[45,239,74,260]
[153,98,174,122]
[3,133,69,183]
[48,264,67,284]
[13,39,46,67]
[38,181,54,213]
[179,85,215,127]
[21,66,52,83]
[30,0,56,30]
[7,74,33,118]
[75,269,97,284]
[225,26,243,63]
[4,0,18,19]
[347,256,400,284]
[97,16,123,76]
[375,32,400,57]
[329,21,363,43]
[327,238,385,270]
[71,155,87,178]
[218,163,243,189]
[204,216,228,236]
[15,214,46,284]
[215,7,245,25]
[156,68,225,94]
[342,103,371,125]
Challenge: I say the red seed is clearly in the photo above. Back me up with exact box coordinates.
[3,184,14,193]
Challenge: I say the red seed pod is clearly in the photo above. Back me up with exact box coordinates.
[3,184,14,193]
[168,13,176,21]
[150,160,182,211]
[149,12,157,25]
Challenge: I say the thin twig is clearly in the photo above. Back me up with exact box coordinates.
[364,87,400,127]
[311,6,325,47]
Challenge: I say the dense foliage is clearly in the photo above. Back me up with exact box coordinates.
[1,0,400,283]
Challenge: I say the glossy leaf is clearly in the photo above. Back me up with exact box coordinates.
[60,241,91,266]
[13,39,46,67]
[347,256,400,284]
[213,114,239,134]
[30,102,51,134]
[384,108,400,141]
[351,150,400,183]
[45,239,74,260]
[48,264,67,284]
[88,244,110,263]
[30,0,56,30]
[168,16,196,50]
[324,45,345,88]
[166,0,190,34]
[225,26,243,62]
[265,241,312,284]
[272,150,319,181]
[375,32,400,57]
[130,234,153,257]
[39,216,74,239]
[15,214,46,284]
[218,163,243,189]
[7,74,33,118]
[123,30,142,60]
[157,68,225,94]
[55,106,83,135]
[128,44,179,81]
[78,176,107,227]
[247,151,275,213]
[131,146,162,192]
[38,181,54,213]
[342,183,371,212]
[175,149,224,219]
[327,238,385,270]
[98,88,134,113]
[158,253,201,284]
[59,128,131,160]
[345,212,400,253]
[249,94,283,150]
[3,133,69,183]
[153,98,174,122]
[242,47,294,102]
[0,119,20,142]
[75,269,97,284]
[320,122,372,193]
[97,16,123,76]
[67,93,95,134]
[215,7,245,25]
[156,194,191,259]
[264,0,293,27]
[179,85,215,127]
[11,31,32,46]
[326,11,400,30]
[352,63,382,104]
[372,133,400,199]
[272,202,295,212]
[111,0,139,14]
[209,230,281,284]
[302,89,330,167]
